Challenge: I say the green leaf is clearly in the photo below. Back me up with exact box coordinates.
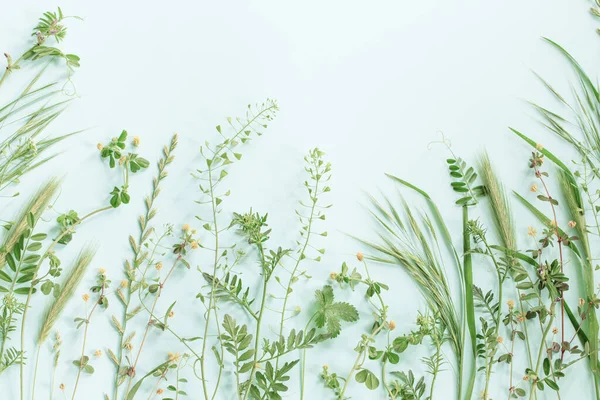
[546,379,559,391]
[27,212,35,228]
[41,280,53,295]
[0,270,11,282]
[27,242,42,251]
[355,369,379,390]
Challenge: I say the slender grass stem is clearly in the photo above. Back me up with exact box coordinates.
[462,206,476,400]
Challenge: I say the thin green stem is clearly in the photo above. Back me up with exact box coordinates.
[200,164,221,399]
[462,206,476,400]
[71,288,103,400]
[124,256,181,397]
[242,250,269,400]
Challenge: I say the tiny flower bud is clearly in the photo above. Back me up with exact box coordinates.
[82,293,90,302]
[120,280,128,288]
[329,272,337,280]
[97,143,103,151]
[125,343,133,351]
[295,306,301,313]
[507,300,515,309]
[99,268,106,274]
[132,136,140,146]
[568,220,577,228]
[60,383,65,390]
[527,226,537,237]
[388,320,396,330]
[497,336,503,344]
[157,389,164,395]
[552,327,558,335]
[119,155,126,165]
[579,298,585,306]
[168,310,175,318]
[190,240,199,250]
[529,184,538,192]
[155,262,163,271]
[94,349,102,357]
[356,252,364,261]
[536,143,544,151]
[182,224,190,232]
[523,375,530,381]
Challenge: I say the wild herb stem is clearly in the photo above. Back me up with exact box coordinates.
[71,286,104,400]
[124,255,181,397]
[533,166,566,360]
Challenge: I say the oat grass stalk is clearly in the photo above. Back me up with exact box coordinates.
[0,178,60,268]
[361,189,464,396]
[477,151,516,251]
[37,246,96,343]
[477,152,535,367]
[558,170,599,373]
[31,246,96,399]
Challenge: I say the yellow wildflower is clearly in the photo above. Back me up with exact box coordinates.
[82,293,90,302]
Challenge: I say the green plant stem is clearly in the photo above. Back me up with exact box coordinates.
[534,168,566,358]
[242,248,269,400]
[338,322,386,400]
[0,218,38,369]
[0,51,29,91]
[200,163,221,400]
[31,344,42,400]
[528,303,556,400]
[71,288,103,400]
[19,205,111,400]
[277,169,320,399]
[124,255,181,398]
[507,315,516,400]
[462,206,476,400]
[481,237,504,398]
[211,305,225,400]
[338,343,368,400]
[382,357,394,399]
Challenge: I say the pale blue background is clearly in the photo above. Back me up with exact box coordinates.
[1,1,599,399]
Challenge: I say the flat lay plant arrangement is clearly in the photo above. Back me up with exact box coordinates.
[2,4,600,400]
